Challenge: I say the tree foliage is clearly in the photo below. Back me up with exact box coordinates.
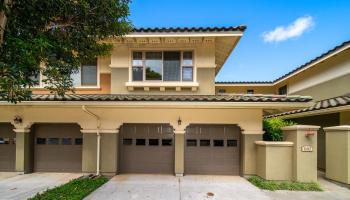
[0,0,132,102]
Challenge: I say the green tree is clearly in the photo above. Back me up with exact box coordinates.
[263,118,296,141]
[0,0,132,102]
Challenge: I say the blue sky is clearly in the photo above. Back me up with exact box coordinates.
[129,0,350,81]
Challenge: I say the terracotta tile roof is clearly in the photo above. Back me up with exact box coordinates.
[133,26,247,33]
[266,93,350,118]
[2,94,312,103]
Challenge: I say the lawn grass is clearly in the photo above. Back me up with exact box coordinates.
[248,176,323,191]
[28,175,108,200]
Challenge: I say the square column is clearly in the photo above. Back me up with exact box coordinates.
[13,128,32,174]
[174,130,185,176]
[282,125,320,182]
[324,126,350,184]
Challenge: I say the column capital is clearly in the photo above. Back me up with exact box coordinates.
[282,125,320,131]
[174,130,185,134]
[324,125,350,132]
[13,128,31,133]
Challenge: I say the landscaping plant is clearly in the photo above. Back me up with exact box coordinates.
[248,176,323,191]
[263,118,296,141]
[28,175,108,200]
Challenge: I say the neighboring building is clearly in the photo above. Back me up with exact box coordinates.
[217,41,350,171]
[0,26,312,176]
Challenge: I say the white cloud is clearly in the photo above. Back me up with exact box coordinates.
[263,16,314,43]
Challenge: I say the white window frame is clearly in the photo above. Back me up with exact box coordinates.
[129,49,196,83]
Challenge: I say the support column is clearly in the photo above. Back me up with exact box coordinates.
[324,126,350,184]
[241,130,263,175]
[81,129,119,176]
[174,129,185,176]
[13,127,32,174]
[282,125,320,182]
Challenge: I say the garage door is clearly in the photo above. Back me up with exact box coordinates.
[119,124,174,174]
[34,124,82,172]
[0,123,16,171]
[185,124,241,175]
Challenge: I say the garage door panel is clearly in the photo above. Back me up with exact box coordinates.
[0,123,16,172]
[34,124,82,172]
[185,125,241,175]
[119,124,174,174]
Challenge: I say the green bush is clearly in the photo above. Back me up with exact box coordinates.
[29,175,108,200]
[247,176,323,191]
[263,118,296,141]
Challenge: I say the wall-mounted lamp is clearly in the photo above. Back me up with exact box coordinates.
[305,129,316,137]
[13,115,23,124]
[177,117,182,126]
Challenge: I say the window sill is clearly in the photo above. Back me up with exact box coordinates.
[125,81,199,92]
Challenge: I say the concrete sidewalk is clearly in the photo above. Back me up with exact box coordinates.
[0,172,82,200]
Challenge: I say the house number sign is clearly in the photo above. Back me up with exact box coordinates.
[301,145,313,152]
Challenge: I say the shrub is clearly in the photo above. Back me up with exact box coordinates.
[263,118,296,141]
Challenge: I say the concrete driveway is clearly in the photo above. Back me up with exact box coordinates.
[85,174,350,200]
[0,172,82,200]
[85,174,271,200]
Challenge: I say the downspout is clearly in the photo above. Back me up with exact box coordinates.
[82,105,101,176]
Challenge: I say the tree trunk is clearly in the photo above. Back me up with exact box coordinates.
[0,0,11,45]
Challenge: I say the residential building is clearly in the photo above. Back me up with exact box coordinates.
[0,26,312,176]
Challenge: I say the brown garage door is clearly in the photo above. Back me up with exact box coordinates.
[119,124,174,174]
[185,124,241,175]
[34,124,82,172]
[0,123,16,171]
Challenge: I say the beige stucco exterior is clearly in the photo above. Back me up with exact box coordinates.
[324,126,350,184]
[282,125,319,182]
[255,141,293,180]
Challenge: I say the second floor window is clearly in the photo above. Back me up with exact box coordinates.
[72,60,98,87]
[247,89,254,94]
[132,51,193,82]
[278,85,288,95]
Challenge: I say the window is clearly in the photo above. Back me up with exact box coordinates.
[162,139,172,146]
[218,89,226,94]
[75,138,83,145]
[136,139,146,146]
[278,85,288,95]
[186,139,197,147]
[163,52,181,81]
[36,138,46,145]
[132,51,194,82]
[182,52,193,81]
[149,139,159,146]
[145,52,162,80]
[200,140,210,147]
[0,138,10,144]
[48,138,59,145]
[72,60,98,87]
[247,89,254,94]
[227,140,237,147]
[123,138,133,145]
[61,138,72,145]
[132,52,143,81]
[213,140,224,147]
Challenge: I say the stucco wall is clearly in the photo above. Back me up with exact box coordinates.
[0,105,264,175]
[109,42,216,95]
[255,142,293,180]
[291,113,340,170]
[289,73,350,101]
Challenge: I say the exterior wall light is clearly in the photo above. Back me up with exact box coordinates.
[13,115,23,124]
[178,117,182,126]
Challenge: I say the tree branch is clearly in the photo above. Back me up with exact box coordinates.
[0,0,12,45]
